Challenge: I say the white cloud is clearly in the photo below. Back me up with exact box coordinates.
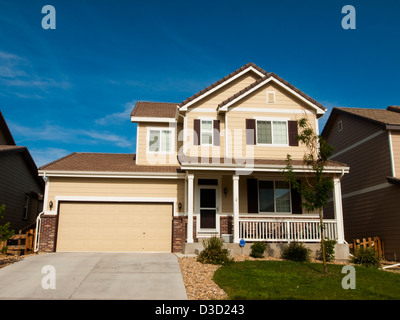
[8,121,133,149]
[29,147,71,168]
[95,101,136,125]
[0,50,71,90]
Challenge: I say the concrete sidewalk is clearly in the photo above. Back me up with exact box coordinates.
[0,252,188,300]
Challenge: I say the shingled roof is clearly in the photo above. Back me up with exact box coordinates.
[130,102,178,119]
[334,106,400,126]
[39,152,182,174]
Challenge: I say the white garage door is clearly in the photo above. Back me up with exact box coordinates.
[56,202,172,252]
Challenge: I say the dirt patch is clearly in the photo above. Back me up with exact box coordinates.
[0,255,24,269]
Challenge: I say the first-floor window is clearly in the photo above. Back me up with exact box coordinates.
[148,129,173,153]
[258,180,291,213]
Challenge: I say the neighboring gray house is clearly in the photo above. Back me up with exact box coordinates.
[322,106,400,261]
[0,110,44,231]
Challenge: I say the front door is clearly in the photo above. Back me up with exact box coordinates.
[199,188,217,229]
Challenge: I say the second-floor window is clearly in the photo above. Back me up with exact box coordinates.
[148,128,173,153]
[201,120,213,145]
[256,120,288,145]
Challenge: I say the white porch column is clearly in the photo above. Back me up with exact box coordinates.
[333,177,345,244]
[187,174,194,243]
[233,175,240,243]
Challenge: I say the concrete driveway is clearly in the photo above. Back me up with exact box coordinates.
[0,252,188,300]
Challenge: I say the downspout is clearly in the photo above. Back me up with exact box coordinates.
[34,174,49,252]
[34,211,45,252]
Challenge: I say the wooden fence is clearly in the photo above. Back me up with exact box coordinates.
[1,229,35,255]
[349,236,384,259]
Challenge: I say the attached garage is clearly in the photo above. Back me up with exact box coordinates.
[56,202,173,252]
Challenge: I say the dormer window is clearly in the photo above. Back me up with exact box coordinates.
[147,128,174,154]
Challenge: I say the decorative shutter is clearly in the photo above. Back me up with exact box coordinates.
[193,119,200,145]
[246,119,256,145]
[291,180,302,214]
[288,120,299,146]
[247,178,259,213]
[213,120,220,146]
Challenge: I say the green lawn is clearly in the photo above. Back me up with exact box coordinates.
[213,260,400,300]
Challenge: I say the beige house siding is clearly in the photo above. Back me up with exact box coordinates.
[184,72,260,158]
[136,122,180,165]
[390,130,400,177]
[184,80,318,160]
[226,82,317,160]
[0,152,43,230]
[47,177,185,215]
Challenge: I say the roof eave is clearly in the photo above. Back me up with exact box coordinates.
[38,170,185,179]
[179,162,349,174]
[130,116,177,123]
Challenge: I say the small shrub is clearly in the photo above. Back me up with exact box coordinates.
[318,238,337,262]
[197,236,233,265]
[250,242,267,258]
[282,242,311,262]
[351,247,381,268]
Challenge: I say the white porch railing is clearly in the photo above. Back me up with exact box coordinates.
[239,218,337,242]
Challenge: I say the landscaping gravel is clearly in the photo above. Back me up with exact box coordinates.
[178,257,228,300]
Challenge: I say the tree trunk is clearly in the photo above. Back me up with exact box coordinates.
[319,208,327,274]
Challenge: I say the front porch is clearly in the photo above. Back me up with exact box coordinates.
[182,171,347,257]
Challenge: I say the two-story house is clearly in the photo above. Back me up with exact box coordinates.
[322,106,400,261]
[0,110,44,232]
[36,63,349,257]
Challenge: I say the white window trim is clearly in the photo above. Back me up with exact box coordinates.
[146,127,175,155]
[258,180,292,214]
[254,118,289,147]
[200,119,214,146]
[266,90,276,104]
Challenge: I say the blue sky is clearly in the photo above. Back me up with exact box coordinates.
[1,0,400,167]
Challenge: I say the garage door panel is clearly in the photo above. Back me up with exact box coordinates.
[56,202,172,252]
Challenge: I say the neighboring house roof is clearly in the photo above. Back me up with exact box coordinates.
[322,106,400,137]
[130,102,178,122]
[217,72,327,114]
[39,152,183,175]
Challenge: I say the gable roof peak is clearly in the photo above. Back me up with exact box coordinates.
[178,63,268,110]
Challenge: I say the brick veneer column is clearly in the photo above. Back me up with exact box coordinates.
[38,215,57,252]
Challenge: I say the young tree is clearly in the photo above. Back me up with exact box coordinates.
[284,118,334,273]
[0,204,14,254]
